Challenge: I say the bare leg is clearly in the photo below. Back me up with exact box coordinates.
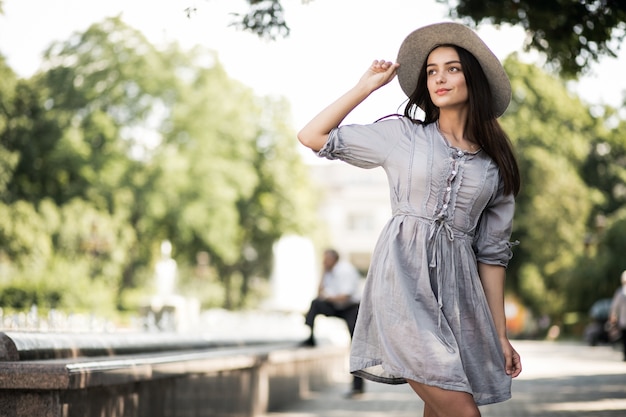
[408,379,480,417]
[423,402,440,417]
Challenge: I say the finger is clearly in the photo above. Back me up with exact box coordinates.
[515,353,522,377]
[370,60,385,72]
[505,352,513,375]
[510,352,522,378]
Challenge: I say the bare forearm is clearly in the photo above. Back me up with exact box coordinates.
[297,84,372,151]
[478,263,507,339]
[297,60,399,152]
[324,294,350,305]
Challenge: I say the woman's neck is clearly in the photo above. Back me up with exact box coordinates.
[437,112,479,152]
[437,110,467,140]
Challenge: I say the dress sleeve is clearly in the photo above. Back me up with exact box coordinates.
[316,118,406,168]
[473,180,517,268]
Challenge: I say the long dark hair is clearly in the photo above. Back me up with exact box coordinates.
[403,45,520,196]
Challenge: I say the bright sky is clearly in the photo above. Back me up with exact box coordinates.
[1,0,625,130]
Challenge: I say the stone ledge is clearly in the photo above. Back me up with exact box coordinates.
[0,332,348,417]
[0,339,342,390]
[0,331,285,361]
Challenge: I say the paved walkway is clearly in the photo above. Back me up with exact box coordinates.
[263,340,626,417]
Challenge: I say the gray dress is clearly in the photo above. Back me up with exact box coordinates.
[317,117,515,406]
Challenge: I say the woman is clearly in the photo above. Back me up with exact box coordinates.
[297,22,522,417]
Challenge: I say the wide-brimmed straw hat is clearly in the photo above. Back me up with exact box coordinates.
[396,22,511,118]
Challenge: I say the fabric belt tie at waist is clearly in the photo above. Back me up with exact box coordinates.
[428,215,454,267]
[391,207,467,267]
[429,215,457,353]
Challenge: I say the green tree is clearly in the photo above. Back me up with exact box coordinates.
[229,96,318,307]
[0,16,318,313]
[3,17,171,308]
[582,117,626,217]
[567,116,626,312]
[501,56,604,319]
[212,0,626,77]
[0,55,20,196]
[439,0,626,76]
[148,45,317,308]
[0,60,136,313]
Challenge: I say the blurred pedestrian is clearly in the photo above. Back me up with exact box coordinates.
[609,270,626,360]
[298,22,522,417]
[302,248,364,397]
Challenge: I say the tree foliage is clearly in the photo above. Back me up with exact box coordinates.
[501,55,626,323]
[568,115,626,313]
[0,17,317,314]
[223,0,626,77]
[502,57,591,317]
[439,0,626,76]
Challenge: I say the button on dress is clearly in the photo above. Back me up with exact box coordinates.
[317,117,516,406]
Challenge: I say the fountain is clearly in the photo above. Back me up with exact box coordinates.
[262,235,317,312]
[140,240,200,332]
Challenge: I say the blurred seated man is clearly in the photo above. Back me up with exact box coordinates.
[302,248,364,397]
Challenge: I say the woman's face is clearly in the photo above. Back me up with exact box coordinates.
[426,46,468,112]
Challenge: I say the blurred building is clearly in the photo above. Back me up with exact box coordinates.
[308,161,390,275]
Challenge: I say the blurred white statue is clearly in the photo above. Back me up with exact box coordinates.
[155,240,177,297]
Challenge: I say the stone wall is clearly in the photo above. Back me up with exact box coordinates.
[0,332,348,417]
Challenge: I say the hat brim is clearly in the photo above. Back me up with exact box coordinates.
[396,22,511,118]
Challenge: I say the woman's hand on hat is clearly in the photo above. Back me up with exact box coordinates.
[358,59,399,92]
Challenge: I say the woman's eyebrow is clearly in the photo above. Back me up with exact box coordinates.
[426,60,462,67]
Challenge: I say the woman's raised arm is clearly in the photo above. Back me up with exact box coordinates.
[297,60,399,152]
